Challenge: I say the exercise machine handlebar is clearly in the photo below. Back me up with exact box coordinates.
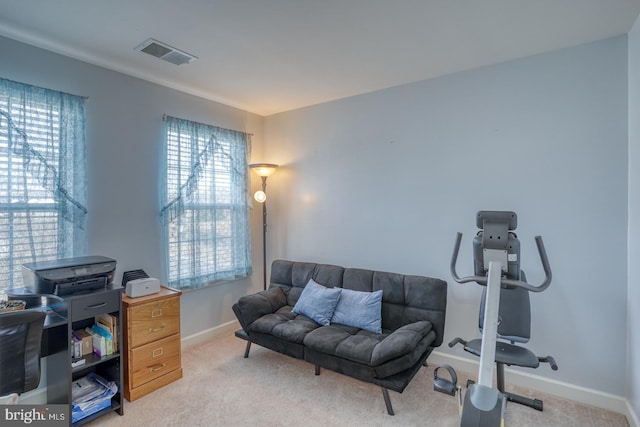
[450,232,552,293]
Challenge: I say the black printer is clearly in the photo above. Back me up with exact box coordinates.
[21,256,116,296]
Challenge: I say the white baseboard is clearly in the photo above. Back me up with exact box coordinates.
[430,351,638,426]
[181,319,240,349]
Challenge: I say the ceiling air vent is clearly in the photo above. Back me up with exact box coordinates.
[135,38,197,65]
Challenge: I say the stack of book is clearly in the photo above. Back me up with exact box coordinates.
[86,313,118,357]
[71,313,118,366]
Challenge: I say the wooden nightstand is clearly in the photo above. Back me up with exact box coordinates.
[122,286,182,401]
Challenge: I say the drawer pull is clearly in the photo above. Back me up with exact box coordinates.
[148,323,166,333]
[152,348,163,358]
[86,302,107,310]
[151,308,163,318]
[149,363,166,373]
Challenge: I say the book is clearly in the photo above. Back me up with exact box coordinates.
[73,329,93,356]
[91,324,113,355]
[85,327,108,357]
[71,335,82,359]
[95,313,118,352]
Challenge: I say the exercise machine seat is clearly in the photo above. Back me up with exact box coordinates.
[463,339,540,369]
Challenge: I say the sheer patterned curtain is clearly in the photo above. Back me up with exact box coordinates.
[0,79,87,290]
[160,116,251,290]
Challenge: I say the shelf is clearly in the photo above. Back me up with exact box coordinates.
[67,286,124,424]
[73,398,122,426]
[72,352,120,373]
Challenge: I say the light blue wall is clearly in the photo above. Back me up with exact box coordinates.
[264,36,629,395]
[0,28,633,401]
[0,35,266,337]
[628,16,640,420]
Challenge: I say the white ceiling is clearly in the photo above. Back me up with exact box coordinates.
[1,1,639,116]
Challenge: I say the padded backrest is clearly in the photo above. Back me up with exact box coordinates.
[270,260,448,346]
[479,286,531,343]
[0,309,45,395]
[270,261,326,305]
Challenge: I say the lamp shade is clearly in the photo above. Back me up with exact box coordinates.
[249,163,279,177]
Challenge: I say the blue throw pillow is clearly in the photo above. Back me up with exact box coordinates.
[331,288,383,333]
[292,279,342,326]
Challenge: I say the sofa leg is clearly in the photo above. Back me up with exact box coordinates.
[243,341,251,358]
[381,388,395,416]
[315,365,320,375]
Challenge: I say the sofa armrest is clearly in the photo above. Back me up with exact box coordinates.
[370,321,433,366]
[233,287,288,331]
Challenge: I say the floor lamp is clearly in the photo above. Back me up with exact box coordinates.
[249,163,279,290]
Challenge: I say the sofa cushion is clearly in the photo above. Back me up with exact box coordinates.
[292,279,342,326]
[249,306,320,344]
[331,288,383,333]
[303,320,433,369]
[303,324,387,365]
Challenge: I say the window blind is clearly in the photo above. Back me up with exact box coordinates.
[161,116,251,289]
[0,79,87,290]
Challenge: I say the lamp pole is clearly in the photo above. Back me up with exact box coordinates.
[260,176,268,290]
[249,163,278,291]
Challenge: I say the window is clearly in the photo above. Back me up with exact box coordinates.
[0,79,87,291]
[160,116,251,290]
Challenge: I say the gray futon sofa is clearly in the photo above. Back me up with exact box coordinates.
[232,260,448,415]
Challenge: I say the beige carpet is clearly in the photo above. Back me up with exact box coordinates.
[88,332,628,427]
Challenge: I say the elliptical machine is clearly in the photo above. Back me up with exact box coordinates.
[436,211,556,426]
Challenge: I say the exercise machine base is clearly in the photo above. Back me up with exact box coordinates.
[460,385,506,427]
